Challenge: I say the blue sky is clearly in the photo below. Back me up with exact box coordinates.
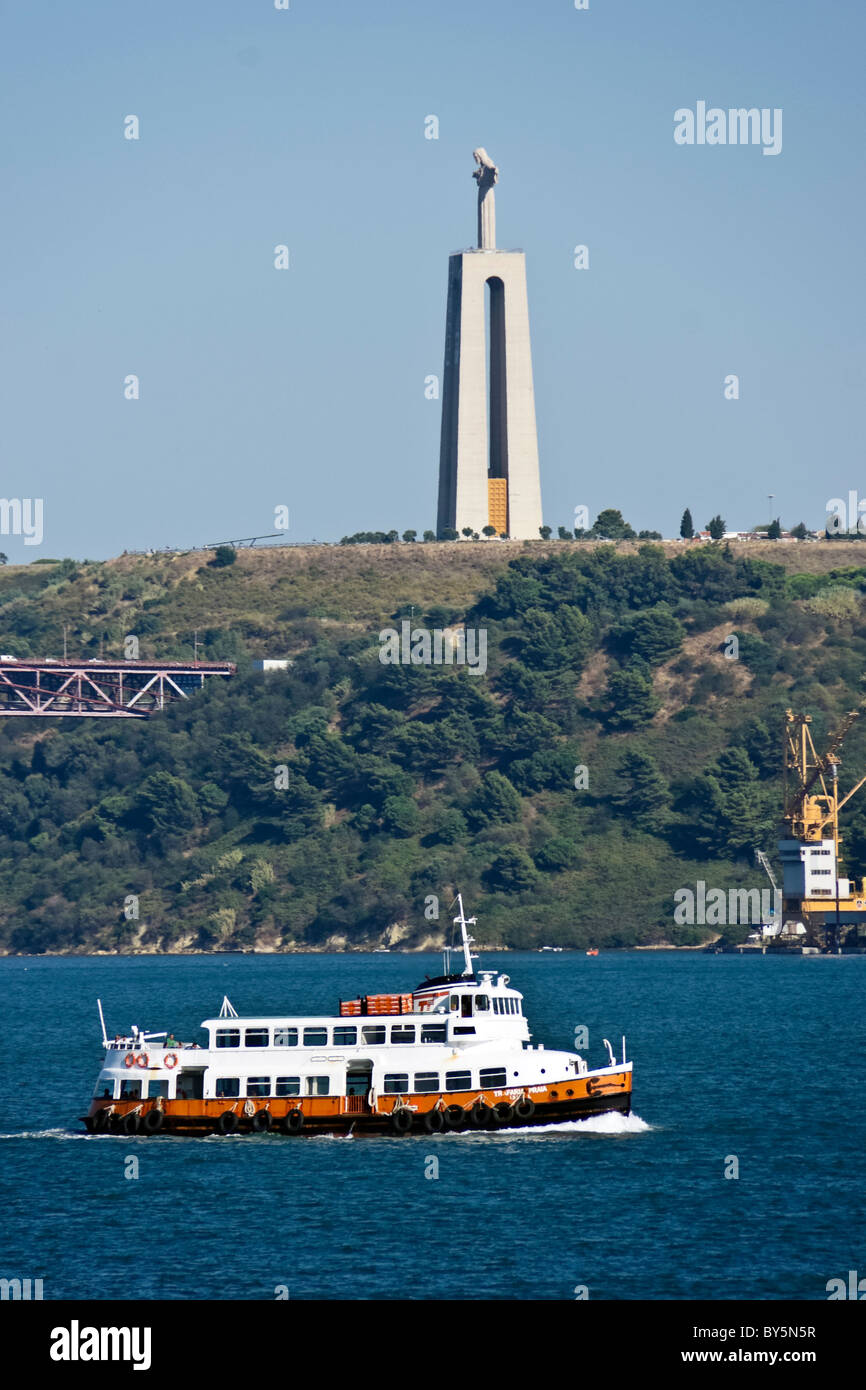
[1,0,864,559]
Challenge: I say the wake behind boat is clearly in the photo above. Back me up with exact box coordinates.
[82,896,633,1137]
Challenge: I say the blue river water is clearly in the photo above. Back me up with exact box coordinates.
[1,950,863,1301]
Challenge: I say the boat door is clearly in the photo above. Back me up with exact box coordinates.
[344,1062,373,1113]
[176,1068,204,1100]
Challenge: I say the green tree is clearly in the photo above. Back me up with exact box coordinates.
[535,836,578,871]
[605,669,660,729]
[539,525,553,540]
[211,545,237,567]
[423,530,436,541]
[614,750,671,831]
[790,522,808,540]
[381,795,420,837]
[706,515,726,540]
[467,770,522,827]
[134,772,200,834]
[198,781,229,817]
[679,508,694,539]
[485,846,538,893]
[610,604,685,665]
[482,525,497,537]
[592,509,637,540]
[766,519,782,540]
[402,530,417,543]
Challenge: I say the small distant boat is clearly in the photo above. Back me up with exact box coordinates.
[372,947,391,954]
[586,949,599,957]
[538,945,563,953]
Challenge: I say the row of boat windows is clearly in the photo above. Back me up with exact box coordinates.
[213,1024,450,1049]
[214,1068,511,1096]
[447,995,522,1015]
[97,1068,512,1100]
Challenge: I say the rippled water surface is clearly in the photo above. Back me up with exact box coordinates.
[1,950,863,1300]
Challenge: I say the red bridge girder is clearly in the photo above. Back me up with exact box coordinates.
[0,661,235,718]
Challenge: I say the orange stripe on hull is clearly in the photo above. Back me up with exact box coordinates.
[84,1071,632,1134]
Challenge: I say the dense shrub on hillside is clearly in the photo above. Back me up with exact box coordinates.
[1,543,865,952]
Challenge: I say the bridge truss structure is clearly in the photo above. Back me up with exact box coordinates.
[0,660,235,719]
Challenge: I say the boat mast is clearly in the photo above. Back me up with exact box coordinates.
[454,893,477,976]
[96,998,108,1047]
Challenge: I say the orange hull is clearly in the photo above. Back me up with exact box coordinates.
[84,1070,632,1136]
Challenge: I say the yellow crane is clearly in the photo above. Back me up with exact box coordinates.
[779,708,866,947]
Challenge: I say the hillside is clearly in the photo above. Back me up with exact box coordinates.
[4,538,866,954]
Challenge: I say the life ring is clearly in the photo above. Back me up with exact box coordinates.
[514,1096,535,1121]
[391,1108,413,1135]
[163,1053,178,1069]
[423,1107,446,1134]
[251,1109,272,1133]
[444,1104,466,1130]
[142,1109,164,1134]
[124,1054,136,1069]
[135,1053,149,1069]
[493,1101,514,1125]
[281,1109,304,1135]
[216,1110,238,1135]
[470,1101,493,1128]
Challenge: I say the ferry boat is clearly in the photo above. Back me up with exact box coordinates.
[82,897,633,1138]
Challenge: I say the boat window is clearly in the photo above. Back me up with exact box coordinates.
[147,1079,169,1100]
[119,1079,142,1099]
[275,1077,301,1097]
[216,1029,240,1049]
[420,1024,447,1043]
[333,1026,357,1046]
[274,1027,298,1047]
[390,1025,415,1044]
[245,1028,269,1048]
[492,998,500,1015]
[216,1078,240,1098]
[303,1028,328,1047]
[480,1068,507,1088]
[449,996,459,1012]
[460,995,473,1018]
[383,1074,409,1094]
[93,1078,115,1099]
[247,1077,270,1097]
[414,1072,439,1092]
[306,1076,330,1096]
[361,1026,386,1045]
[475,994,489,1011]
[445,1070,472,1091]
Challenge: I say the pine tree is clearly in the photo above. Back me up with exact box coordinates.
[680,508,694,539]
[615,750,671,831]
